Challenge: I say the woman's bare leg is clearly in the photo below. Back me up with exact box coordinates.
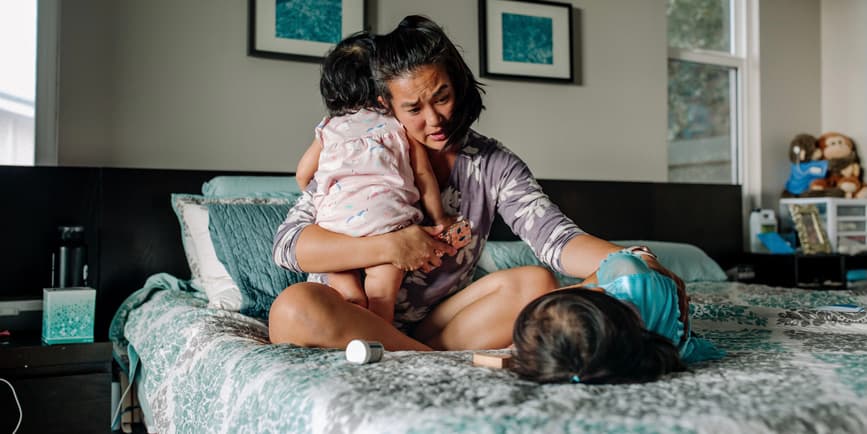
[327,270,367,308]
[363,263,404,324]
[413,266,559,350]
[268,282,431,351]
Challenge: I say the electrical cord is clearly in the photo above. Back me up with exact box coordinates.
[0,377,22,434]
[111,376,135,430]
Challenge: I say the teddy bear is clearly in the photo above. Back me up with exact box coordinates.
[813,132,867,198]
[782,133,833,197]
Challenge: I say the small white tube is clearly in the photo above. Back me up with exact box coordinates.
[345,339,384,364]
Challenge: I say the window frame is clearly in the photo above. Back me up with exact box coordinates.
[666,0,760,191]
[35,0,60,166]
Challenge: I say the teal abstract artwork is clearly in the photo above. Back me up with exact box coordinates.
[502,13,553,64]
[275,0,341,44]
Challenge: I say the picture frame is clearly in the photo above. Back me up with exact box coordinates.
[479,0,574,83]
[248,0,366,63]
[789,204,832,255]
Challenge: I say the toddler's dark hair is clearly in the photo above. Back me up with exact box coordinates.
[320,32,378,117]
[512,289,687,384]
[373,15,485,148]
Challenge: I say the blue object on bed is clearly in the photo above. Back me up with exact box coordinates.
[207,202,306,319]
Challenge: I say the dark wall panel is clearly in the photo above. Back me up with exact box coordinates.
[491,180,742,268]
[0,166,99,298]
[96,168,286,340]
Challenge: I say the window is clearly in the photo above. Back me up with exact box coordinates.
[0,1,37,166]
[667,0,755,185]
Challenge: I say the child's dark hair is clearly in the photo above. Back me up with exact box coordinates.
[512,289,687,384]
[320,31,378,117]
[373,15,485,148]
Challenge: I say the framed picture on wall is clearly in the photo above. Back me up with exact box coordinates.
[479,0,574,83]
[248,0,366,62]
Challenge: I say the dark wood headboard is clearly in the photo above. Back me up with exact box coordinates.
[2,166,742,340]
[491,179,743,269]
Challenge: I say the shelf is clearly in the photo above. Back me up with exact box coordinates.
[780,198,867,253]
[746,253,867,289]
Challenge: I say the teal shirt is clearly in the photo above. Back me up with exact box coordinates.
[597,252,724,363]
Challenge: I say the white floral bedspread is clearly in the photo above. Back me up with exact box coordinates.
[110,274,867,433]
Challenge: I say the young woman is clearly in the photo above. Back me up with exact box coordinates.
[270,16,685,351]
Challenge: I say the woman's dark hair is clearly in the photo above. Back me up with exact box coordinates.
[320,32,378,117]
[512,289,687,384]
[373,15,485,148]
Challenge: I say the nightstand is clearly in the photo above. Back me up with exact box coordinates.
[0,332,111,434]
[746,253,867,289]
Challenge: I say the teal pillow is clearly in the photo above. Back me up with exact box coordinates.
[476,241,582,287]
[207,200,307,319]
[477,240,727,284]
[202,176,301,198]
[612,240,727,282]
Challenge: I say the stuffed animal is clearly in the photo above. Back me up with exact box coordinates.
[789,133,822,163]
[782,133,830,197]
[815,132,867,198]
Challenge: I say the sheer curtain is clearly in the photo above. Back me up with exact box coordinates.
[0,0,37,166]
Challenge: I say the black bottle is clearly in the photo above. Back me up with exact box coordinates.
[52,225,87,288]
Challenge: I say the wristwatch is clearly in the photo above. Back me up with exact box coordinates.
[624,245,658,260]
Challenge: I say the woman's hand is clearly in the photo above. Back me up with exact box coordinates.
[389,224,457,273]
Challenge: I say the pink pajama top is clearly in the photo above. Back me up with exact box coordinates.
[312,109,423,237]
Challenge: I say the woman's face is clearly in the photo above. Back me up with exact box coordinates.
[384,64,455,151]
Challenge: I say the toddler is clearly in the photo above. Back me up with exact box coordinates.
[511,250,723,384]
[295,32,461,324]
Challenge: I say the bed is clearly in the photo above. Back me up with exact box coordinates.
[105,174,867,433]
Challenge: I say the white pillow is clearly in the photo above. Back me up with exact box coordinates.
[171,194,297,311]
[182,201,243,310]
[172,195,242,310]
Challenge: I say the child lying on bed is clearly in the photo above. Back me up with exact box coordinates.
[510,250,723,384]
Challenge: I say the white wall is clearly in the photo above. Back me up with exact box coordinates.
[55,0,844,203]
[821,0,867,156]
[758,0,822,208]
[56,0,669,181]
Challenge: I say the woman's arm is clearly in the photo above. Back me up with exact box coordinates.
[490,147,585,275]
[559,234,622,279]
[295,224,454,273]
[488,144,684,283]
[561,238,688,320]
[273,185,455,274]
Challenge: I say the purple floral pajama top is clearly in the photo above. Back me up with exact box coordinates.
[273,130,584,328]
